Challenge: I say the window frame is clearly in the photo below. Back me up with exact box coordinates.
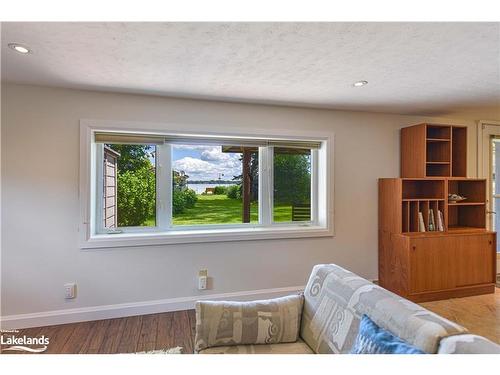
[79,119,334,249]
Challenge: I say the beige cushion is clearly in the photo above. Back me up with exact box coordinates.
[198,338,313,354]
[195,294,304,353]
[300,264,467,354]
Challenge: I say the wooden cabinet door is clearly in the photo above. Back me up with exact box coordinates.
[409,237,455,293]
[454,234,495,287]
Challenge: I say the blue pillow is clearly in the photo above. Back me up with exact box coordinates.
[350,315,425,354]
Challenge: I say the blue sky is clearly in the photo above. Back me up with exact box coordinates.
[172,144,242,181]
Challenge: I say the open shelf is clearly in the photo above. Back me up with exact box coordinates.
[426,163,450,177]
[402,199,445,233]
[402,179,445,200]
[426,131,451,177]
[448,179,486,204]
[401,179,446,233]
[446,179,486,230]
[448,204,486,229]
[426,141,450,163]
[426,125,451,140]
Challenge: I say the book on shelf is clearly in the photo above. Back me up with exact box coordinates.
[437,210,444,231]
[428,209,436,231]
[418,212,426,232]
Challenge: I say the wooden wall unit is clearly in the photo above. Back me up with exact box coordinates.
[401,123,467,178]
[380,123,496,302]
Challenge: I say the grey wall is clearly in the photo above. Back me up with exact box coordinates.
[1,83,477,317]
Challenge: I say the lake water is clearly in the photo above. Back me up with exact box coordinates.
[187,183,237,194]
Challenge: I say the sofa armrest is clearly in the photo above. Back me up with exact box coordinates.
[194,294,304,353]
[438,334,500,354]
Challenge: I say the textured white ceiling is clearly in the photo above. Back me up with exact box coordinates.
[1,22,499,115]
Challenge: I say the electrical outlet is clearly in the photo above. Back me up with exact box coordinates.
[198,275,207,290]
[64,283,76,299]
[198,269,208,290]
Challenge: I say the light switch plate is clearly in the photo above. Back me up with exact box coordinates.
[64,283,76,299]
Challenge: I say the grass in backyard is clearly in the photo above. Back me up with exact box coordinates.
[273,205,294,223]
[174,194,259,225]
[144,194,293,226]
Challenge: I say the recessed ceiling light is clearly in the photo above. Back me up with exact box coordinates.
[353,80,368,87]
[8,43,32,54]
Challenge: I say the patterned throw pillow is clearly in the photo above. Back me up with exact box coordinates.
[194,294,304,352]
[350,315,426,354]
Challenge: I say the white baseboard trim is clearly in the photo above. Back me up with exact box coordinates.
[0,285,305,330]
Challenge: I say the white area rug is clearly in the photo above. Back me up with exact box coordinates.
[135,346,183,354]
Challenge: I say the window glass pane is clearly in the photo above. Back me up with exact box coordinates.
[492,139,500,253]
[273,148,311,222]
[172,144,259,225]
[103,144,157,228]
[493,139,500,195]
[495,198,500,251]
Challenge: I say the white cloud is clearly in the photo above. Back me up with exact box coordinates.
[172,144,244,180]
[173,156,241,180]
[173,157,213,173]
[201,147,227,162]
[200,146,242,163]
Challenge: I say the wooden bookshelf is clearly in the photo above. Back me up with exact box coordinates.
[380,178,487,234]
[401,123,467,178]
[379,123,495,303]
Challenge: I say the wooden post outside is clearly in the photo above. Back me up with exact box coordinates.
[242,149,251,223]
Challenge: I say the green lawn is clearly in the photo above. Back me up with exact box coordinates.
[174,194,259,225]
[145,194,293,226]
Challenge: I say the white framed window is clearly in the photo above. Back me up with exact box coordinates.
[79,120,334,249]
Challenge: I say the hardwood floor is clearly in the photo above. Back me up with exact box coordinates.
[0,310,196,354]
[1,289,498,354]
[420,287,500,344]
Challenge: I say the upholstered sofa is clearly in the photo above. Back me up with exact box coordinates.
[194,264,500,354]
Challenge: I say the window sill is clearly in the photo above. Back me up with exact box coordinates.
[80,225,334,249]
